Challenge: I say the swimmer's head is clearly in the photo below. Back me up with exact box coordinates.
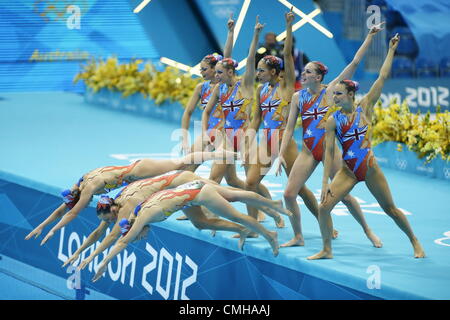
[301,61,328,87]
[61,188,80,209]
[96,195,118,223]
[333,79,359,107]
[201,53,223,80]
[257,55,284,83]
[215,58,238,83]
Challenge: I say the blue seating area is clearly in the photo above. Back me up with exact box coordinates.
[366,0,449,79]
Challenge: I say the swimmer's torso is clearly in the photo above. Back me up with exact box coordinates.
[333,105,373,181]
[298,88,332,161]
[200,80,224,131]
[114,170,198,207]
[78,160,142,194]
[219,80,251,130]
[135,180,206,219]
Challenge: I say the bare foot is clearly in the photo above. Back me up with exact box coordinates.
[267,231,279,257]
[307,249,333,260]
[280,237,304,247]
[238,229,251,251]
[274,215,285,228]
[332,229,339,239]
[176,215,189,221]
[413,240,426,258]
[365,230,383,248]
[233,232,258,239]
[257,211,266,222]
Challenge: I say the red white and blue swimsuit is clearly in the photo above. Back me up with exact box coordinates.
[219,81,248,151]
[299,88,329,161]
[334,106,372,181]
[260,82,287,146]
[200,81,223,134]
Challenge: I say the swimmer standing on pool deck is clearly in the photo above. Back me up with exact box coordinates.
[274,23,386,248]
[309,34,425,260]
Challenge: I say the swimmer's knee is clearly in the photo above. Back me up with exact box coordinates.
[284,188,298,200]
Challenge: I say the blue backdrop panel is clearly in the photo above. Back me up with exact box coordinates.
[192,0,346,81]
[385,0,450,63]
[0,0,159,92]
[129,0,218,67]
[0,176,380,300]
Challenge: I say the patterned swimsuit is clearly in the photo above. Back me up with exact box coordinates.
[259,82,289,147]
[200,81,223,138]
[134,180,206,219]
[219,81,250,152]
[298,88,329,162]
[113,170,184,201]
[334,106,372,181]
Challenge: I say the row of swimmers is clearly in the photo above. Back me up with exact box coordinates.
[26,9,425,282]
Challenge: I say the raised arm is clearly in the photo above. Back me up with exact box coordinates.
[62,221,109,268]
[181,83,203,154]
[275,92,300,175]
[223,13,235,58]
[328,22,385,91]
[282,8,296,91]
[321,116,337,204]
[361,33,399,117]
[40,186,97,245]
[242,16,265,92]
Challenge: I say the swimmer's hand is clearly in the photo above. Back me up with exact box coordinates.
[78,256,93,271]
[92,264,107,283]
[40,231,54,246]
[227,12,235,31]
[275,156,286,176]
[62,253,79,268]
[25,226,43,240]
[369,21,385,35]
[320,182,334,205]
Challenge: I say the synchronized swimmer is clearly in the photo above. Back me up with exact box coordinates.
[26,8,425,286]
